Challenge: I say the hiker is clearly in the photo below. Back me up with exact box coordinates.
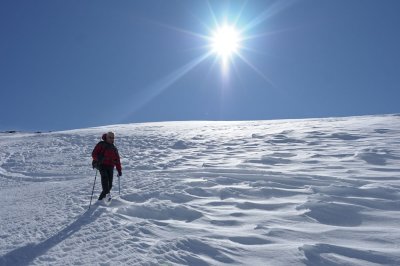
[92,131,122,200]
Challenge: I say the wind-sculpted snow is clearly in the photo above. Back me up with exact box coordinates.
[1,114,400,265]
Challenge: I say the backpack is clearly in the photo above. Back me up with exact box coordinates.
[92,133,119,170]
[92,140,107,170]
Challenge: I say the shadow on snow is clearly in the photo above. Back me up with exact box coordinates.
[0,205,104,266]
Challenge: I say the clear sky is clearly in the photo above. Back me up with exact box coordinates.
[1,0,399,131]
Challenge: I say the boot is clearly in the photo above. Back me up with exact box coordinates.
[98,191,106,200]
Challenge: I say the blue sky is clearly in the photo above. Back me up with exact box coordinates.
[1,0,399,131]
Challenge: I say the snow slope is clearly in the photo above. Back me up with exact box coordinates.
[0,114,399,265]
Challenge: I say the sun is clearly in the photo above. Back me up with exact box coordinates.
[210,25,241,60]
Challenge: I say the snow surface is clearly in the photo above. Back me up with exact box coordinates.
[1,114,400,266]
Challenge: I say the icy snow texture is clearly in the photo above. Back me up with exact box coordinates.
[0,114,400,265]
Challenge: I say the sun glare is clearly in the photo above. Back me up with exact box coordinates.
[210,25,241,60]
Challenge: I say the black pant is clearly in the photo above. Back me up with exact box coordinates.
[99,166,114,199]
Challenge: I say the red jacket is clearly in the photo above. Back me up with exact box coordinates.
[92,137,122,173]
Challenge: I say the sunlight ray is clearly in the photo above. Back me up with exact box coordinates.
[243,0,298,32]
[206,56,221,78]
[123,52,213,119]
[230,56,247,89]
[144,18,210,40]
[243,26,300,41]
[236,53,275,88]
[234,0,249,27]
[190,12,215,35]
[240,46,271,57]
[207,0,220,29]
[159,23,210,40]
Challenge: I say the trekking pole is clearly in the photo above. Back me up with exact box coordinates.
[118,174,121,196]
[89,170,98,209]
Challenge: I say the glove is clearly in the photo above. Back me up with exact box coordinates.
[118,170,122,177]
[92,160,98,169]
